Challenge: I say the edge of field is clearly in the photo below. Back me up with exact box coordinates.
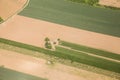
[0,0,29,24]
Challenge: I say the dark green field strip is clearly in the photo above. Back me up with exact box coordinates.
[0,67,47,80]
[19,0,120,37]
[60,41,120,60]
[0,38,120,73]
[56,46,120,73]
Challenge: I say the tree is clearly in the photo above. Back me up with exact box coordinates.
[0,17,3,22]
[44,37,50,42]
[44,37,52,49]
[57,38,61,44]
[45,41,52,49]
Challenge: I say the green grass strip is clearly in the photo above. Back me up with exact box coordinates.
[0,67,47,80]
[60,41,120,60]
[0,38,120,73]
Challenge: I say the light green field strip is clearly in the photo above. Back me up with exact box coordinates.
[19,0,120,37]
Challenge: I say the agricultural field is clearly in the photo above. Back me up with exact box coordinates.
[0,0,120,80]
[19,0,120,37]
[0,67,46,80]
[0,0,28,22]
[60,41,120,60]
[0,48,119,80]
[0,38,120,75]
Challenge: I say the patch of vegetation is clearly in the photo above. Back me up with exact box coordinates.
[0,38,120,74]
[44,37,52,49]
[68,0,99,5]
[0,17,3,23]
[60,41,120,60]
[45,42,52,49]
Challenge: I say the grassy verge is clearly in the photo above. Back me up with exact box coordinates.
[60,41,120,60]
[0,67,47,80]
[0,38,120,74]
[68,0,99,6]
[68,0,120,10]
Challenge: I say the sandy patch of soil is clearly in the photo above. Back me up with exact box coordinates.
[0,49,118,80]
[0,15,120,54]
[99,0,120,8]
[0,0,28,20]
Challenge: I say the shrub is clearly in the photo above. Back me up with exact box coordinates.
[44,37,50,42]
[0,17,3,22]
[45,42,52,49]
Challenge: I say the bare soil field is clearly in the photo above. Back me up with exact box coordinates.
[0,15,120,54]
[0,49,118,80]
[0,0,28,20]
[99,0,120,8]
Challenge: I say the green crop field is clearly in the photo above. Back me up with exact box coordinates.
[56,46,120,73]
[0,66,47,80]
[0,38,120,74]
[60,41,120,60]
[19,0,120,37]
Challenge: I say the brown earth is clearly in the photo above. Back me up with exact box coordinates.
[0,15,120,54]
[99,0,120,8]
[0,0,28,20]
